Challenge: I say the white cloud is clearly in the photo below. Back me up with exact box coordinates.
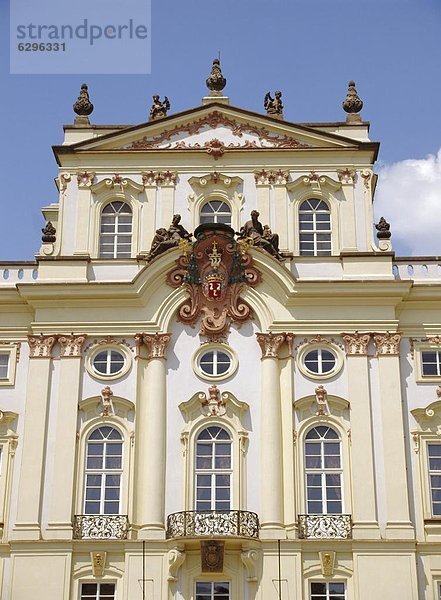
[375,149,441,256]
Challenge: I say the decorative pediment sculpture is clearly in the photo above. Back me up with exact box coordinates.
[264,91,284,119]
[199,385,226,417]
[315,385,328,416]
[149,95,170,120]
[167,223,261,339]
[146,214,193,263]
[237,210,284,261]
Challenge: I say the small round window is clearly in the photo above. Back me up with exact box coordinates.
[93,349,125,376]
[304,348,336,375]
[193,344,238,381]
[86,345,132,381]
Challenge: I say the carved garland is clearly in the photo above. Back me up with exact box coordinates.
[123,111,311,150]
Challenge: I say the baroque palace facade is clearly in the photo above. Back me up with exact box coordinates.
[1,62,441,599]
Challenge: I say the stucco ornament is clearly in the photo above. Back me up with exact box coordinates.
[100,386,114,417]
[342,331,370,355]
[256,332,286,358]
[167,223,261,340]
[27,334,57,358]
[59,334,87,357]
[372,331,401,355]
[315,384,328,416]
[199,384,226,417]
[201,540,224,572]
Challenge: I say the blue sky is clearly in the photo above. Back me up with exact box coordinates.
[0,0,440,260]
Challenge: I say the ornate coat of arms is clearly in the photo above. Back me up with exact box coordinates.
[167,223,261,339]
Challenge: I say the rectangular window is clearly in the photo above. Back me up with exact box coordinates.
[422,351,441,377]
[81,582,115,600]
[428,444,441,516]
[195,581,230,600]
[0,354,9,379]
[310,581,345,600]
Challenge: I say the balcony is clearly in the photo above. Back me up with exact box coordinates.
[298,514,352,540]
[73,515,129,540]
[166,510,259,539]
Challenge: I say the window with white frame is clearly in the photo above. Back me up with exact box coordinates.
[299,199,331,256]
[428,443,441,516]
[304,348,336,375]
[199,349,232,377]
[195,426,232,512]
[0,354,9,379]
[99,201,132,258]
[196,581,230,600]
[92,349,125,377]
[81,582,115,600]
[305,426,343,514]
[310,581,345,600]
[84,426,123,515]
[200,200,232,225]
[421,350,441,377]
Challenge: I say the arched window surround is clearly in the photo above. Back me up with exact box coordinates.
[187,174,244,233]
[89,178,144,259]
[76,398,135,520]
[294,410,351,519]
[287,184,341,257]
[179,390,250,512]
[99,201,133,259]
[298,198,332,257]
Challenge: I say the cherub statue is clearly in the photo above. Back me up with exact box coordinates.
[264,91,284,117]
[149,95,170,120]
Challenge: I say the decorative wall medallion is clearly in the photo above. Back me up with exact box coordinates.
[201,540,224,573]
[204,138,225,159]
[199,384,226,416]
[319,551,335,576]
[167,223,261,339]
[90,551,106,577]
[106,174,128,190]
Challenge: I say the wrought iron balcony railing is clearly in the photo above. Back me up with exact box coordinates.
[298,514,352,539]
[73,515,129,540]
[166,510,259,539]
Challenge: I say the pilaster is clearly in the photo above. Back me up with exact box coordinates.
[46,334,87,539]
[13,335,57,540]
[157,171,177,228]
[337,169,357,251]
[372,332,414,538]
[254,171,271,226]
[342,332,380,538]
[74,171,95,255]
[134,332,171,539]
[272,170,289,251]
[140,172,159,254]
[256,332,286,537]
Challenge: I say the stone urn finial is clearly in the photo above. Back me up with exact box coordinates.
[342,80,363,123]
[206,58,226,95]
[375,217,391,240]
[73,83,94,125]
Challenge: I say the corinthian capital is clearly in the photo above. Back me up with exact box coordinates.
[342,331,370,355]
[59,334,87,357]
[372,332,401,355]
[135,332,171,359]
[256,332,286,358]
[28,334,57,358]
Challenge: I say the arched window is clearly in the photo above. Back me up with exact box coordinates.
[299,199,331,256]
[304,426,342,514]
[99,201,132,258]
[195,426,232,511]
[84,426,123,515]
[200,200,232,226]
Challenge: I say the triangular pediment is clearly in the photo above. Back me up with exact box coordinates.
[60,103,363,154]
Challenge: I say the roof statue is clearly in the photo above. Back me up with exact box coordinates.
[41,221,56,243]
[264,91,284,119]
[149,95,170,121]
[73,83,94,125]
[342,80,363,123]
[206,58,227,95]
[237,210,284,261]
[146,214,192,263]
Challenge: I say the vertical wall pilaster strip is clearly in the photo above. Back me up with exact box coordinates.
[46,334,86,539]
[13,335,57,540]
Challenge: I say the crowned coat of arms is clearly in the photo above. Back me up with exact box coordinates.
[167,223,261,339]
